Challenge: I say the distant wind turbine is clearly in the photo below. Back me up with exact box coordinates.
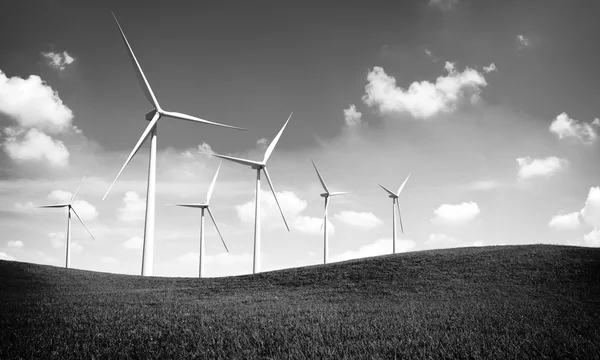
[103,12,245,276]
[170,162,229,278]
[37,175,95,268]
[311,160,348,264]
[204,113,293,274]
[379,174,410,254]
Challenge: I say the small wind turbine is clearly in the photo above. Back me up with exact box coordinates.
[38,175,95,268]
[311,160,348,264]
[171,162,229,278]
[103,12,245,276]
[378,174,410,254]
[204,113,293,274]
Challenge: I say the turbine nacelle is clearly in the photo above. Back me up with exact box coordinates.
[145,109,158,121]
[320,193,329,198]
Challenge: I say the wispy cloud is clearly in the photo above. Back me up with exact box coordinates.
[428,0,459,12]
[516,156,567,180]
[343,105,362,127]
[517,34,531,48]
[334,211,382,229]
[41,51,76,71]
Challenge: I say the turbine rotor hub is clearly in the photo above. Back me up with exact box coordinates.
[145,109,158,121]
[320,193,329,198]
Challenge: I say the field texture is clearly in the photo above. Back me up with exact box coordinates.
[1,245,599,359]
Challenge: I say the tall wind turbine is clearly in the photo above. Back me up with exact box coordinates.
[205,113,292,274]
[103,12,245,276]
[171,162,229,278]
[378,173,410,254]
[38,176,95,268]
[311,160,348,264]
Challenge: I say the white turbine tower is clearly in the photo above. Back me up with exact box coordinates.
[103,12,245,276]
[38,176,95,268]
[171,162,229,278]
[311,160,348,264]
[205,113,292,274]
[378,173,410,254]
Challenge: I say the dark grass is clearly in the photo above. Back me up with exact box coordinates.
[1,245,599,359]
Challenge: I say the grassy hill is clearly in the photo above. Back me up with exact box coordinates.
[1,245,599,359]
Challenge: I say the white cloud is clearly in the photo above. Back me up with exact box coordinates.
[362,62,488,119]
[428,0,459,11]
[0,252,15,261]
[583,229,600,247]
[257,138,268,146]
[343,105,362,127]
[483,63,497,73]
[3,128,69,167]
[118,191,146,223]
[334,211,383,229]
[7,240,24,248]
[49,232,82,251]
[48,190,72,203]
[13,201,34,212]
[517,35,531,48]
[0,70,73,132]
[197,142,213,154]
[581,187,600,228]
[100,256,117,264]
[330,238,415,263]
[41,51,76,71]
[122,236,143,250]
[549,212,581,230]
[293,216,335,235]
[235,190,307,227]
[549,112,598,144]
[516,156,567,180]
[425,233,459,249]
[431,202,480,225]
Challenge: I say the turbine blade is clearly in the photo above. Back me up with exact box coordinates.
[263,167,290,231]
[263,112,292,163]
[329,191,349,197]
[160,110,246,131]
[37,204,69,208]
[378,184,397,197]
[396,201,404,234]
[206,161,221,204]
[207,207,229,253]
[203,152,262,168]
[70,174,86,204]
[311,159,329,193]
[103,112,160,200]
[397,173,411,196]
[171,204,205,208]
[71,206,95,240]
[111,11,160,110]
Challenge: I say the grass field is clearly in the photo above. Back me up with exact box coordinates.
[1,245,599,359]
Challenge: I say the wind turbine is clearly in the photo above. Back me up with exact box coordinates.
[378,174,410,254]
[171,162,229,278]
[38,175,95,268]
[311,160,348,264]
[204,113,293,274]
[103,12,245,276]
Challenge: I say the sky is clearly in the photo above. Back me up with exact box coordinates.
[1,0,599,277]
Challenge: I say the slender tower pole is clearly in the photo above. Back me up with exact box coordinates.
[141,125,157,276]
[392,198,396,254]
[253,169,261,274]
[199,208,205,278]
[324,196,329,264]
[66,207,72,268]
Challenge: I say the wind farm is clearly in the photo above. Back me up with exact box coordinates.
[2,1,600,358]
[102,12,245,276]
